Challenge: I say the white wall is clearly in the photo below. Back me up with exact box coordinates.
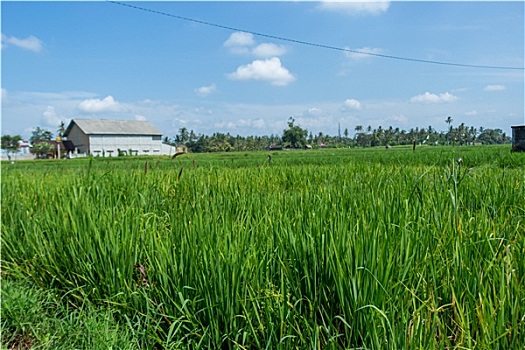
[88,135,176,156]
[66,123,177,156]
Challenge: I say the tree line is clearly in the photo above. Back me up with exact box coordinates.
[1,117,512,158]
[166,116,511,153]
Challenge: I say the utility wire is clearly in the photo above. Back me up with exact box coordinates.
[107,0,524,71]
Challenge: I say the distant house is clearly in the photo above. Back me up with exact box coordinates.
[63,119,176,157]
[266,144,283,151]
[0,139,32,160]
[18,140,31,155]
[32,139,75,159]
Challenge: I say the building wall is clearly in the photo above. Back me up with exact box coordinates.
[65,121,176,156]
[89,134,164,156]
[511,125,525,152]
[67,124,90,154]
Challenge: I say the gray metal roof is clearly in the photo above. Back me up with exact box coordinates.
[66,119,163,136]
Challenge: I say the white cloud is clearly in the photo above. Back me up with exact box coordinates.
[306,107,322,116]
[228,57,296,86]
[410,92,458,104]
[174,118,187,125]
[252,43,287,58]
[77,95,126,113]
[1,88,7,103]
[42,106,63,127]
[388,114,408,123]
[215,118,267,130]
[318,1,390,16]
[2,33,43,52]
[342,98,362,110]
[194,107,213,115]
[345,47,384,60]
[465,110,478,116]
[484,84,506,91]
[195,84,217,96]
[224,32,255,47]
[4,86,520,140]
[252,118,266,129]
[224,32,254,54]
[135,115,147,121]
[17,91,97,102]
[294,115,334,131]
[224,32,287,58]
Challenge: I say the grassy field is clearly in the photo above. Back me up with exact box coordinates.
[2,145,524,349]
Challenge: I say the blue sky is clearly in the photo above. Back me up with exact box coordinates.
[2,1,523,139]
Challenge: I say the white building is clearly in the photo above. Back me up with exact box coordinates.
[0,140,32,160]
[64,119,176,157]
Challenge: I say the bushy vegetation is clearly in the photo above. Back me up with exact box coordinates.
[2,145,524,349]
[168,122,511,153]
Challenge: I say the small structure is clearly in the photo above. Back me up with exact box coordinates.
[267,144,283,151]
[1,140,32,160]
[511,125,525,152]
[31,139,75,159]
[18,140,31,155]
[63,119,176,157]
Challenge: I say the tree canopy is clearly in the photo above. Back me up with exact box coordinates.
[282,117,308,149]
[31,142,55,159]
[1,135,22,159]
[30,127,53,144]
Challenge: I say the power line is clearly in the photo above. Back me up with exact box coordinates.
[107,0,524,71]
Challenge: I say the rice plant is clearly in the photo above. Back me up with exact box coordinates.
[2,145,524,349]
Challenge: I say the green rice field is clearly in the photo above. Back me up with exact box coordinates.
[2,145,524,349]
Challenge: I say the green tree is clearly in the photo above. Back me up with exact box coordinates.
[478,128,509,144]
[1,135,22,160]
[282,117,308,149]
[30,127,53,144]
[179,127,189,144]
[57,121,66,137]
[31,142,55,159]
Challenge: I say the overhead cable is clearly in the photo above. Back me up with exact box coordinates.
[107,0,524,71]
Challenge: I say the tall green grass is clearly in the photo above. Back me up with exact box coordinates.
[1,279,138,349]
[2,146,524,348]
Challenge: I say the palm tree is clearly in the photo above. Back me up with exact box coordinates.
[57,121,66,138]
[189,130,197,142]
[317,132,324,144]
[354,125,363,142]
[179,127,189,144]
[445,116,453,128]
